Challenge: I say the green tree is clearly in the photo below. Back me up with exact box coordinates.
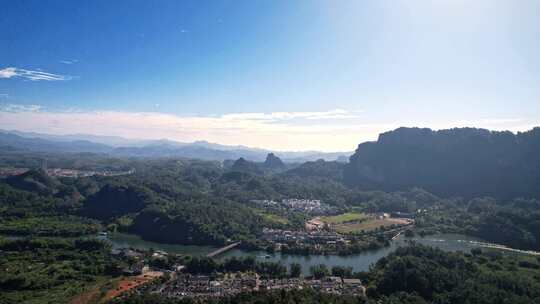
[310,264,329,279]
[290,263,302,278]
[331,266,353,278]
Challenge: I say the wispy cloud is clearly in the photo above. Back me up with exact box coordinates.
[0,93,8,99]
[221,109,362,121]
[0,103,42,112]
[59,59,78,65]
[0,67,73,81]
[0,107,369,151]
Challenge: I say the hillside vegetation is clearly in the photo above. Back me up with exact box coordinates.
[345,127,540,199]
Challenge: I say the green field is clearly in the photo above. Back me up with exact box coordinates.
[254,210,290,225]
[334,219,396,233]
[319,212,369,224]
[319,212,411,234]
[333,218,406,233]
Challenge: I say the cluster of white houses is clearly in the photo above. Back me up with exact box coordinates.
[261,228,348,245]
[138,273,365,299]
[252,198,338,215]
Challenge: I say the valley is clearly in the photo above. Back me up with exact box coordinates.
[1,127,540,303]
[4,1,540,302]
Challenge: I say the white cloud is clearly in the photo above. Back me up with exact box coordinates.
[0,107,370,151]
[0,103,42,112]
[221,109,362,121]
[0,68,18,79]
[0,67,73,81]
[59,59,78,65]
[0,106,537,151]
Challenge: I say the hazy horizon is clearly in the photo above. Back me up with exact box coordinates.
[2,0,539,151]
[3,124,539,154]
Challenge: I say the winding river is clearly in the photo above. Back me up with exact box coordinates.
[107,233,495,275]
[5,231,535,275]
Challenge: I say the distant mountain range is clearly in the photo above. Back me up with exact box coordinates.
[0,130,351,163]
[4,126,540,200]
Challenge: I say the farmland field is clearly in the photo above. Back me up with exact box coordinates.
[319,212,369,224]
[318,212,412,234]
[253,210,290,225]
[333,218,411,233]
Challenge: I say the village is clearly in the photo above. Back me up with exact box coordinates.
[259,207,415,253]
[110,256,365,301]
[251,198,339,215]
[0,166,134,178]
[144,273,365,299]
[261,227,348,246]
[103,204,416,301]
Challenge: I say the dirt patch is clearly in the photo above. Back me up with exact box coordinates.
[305,217,325,231]
[104,271,163,300]
[69,288,102,304]
[69,279,115,304]
[387,218,412,225]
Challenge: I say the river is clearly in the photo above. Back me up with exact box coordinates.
[107,233,491,275]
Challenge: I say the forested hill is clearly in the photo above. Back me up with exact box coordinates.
[344,127,540,199]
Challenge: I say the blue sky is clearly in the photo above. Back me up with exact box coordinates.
[1,0,539,151]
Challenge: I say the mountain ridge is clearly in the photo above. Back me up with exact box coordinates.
[0,130,350,162]
[344,126,540,199]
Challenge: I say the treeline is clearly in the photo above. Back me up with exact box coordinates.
[415,197,540,251]
[0,237,123,303]
[465,198,540,250]
[0,177,101,237]
[184,256,288,278]
[364,244,540,303]
[280,236,388,256]
[185,256,358,280]
[114,289,366,304]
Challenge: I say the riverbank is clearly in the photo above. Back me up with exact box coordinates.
[4,232,539,276]
[466,240,540,256]
[105,233,535,275]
